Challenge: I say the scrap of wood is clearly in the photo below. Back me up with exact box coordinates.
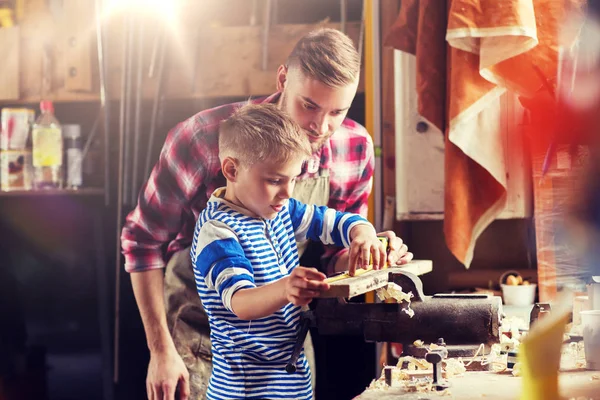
[320,261,432,298]
[321,267,391,298]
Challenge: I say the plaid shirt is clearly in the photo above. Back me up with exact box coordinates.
[121,93,374,274]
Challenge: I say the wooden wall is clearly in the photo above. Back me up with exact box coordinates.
[0,0,364,104]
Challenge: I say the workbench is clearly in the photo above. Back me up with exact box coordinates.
[356,369,600,399]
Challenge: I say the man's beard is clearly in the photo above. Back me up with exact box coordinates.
[280,91,327,154]
[308,132,326,153]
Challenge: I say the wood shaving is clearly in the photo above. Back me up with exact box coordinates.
[396,355,431,370]
[444,358,466,378]
[500,334,520,352]
[511,362,522,377]
[376,282,415,318]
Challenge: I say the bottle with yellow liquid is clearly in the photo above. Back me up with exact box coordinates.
[32,100,63,189]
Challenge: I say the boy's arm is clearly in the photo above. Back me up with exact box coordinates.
[287,198,370,248]
[195,220,328,321]
[288,199,385,275]
[230,266,328,320]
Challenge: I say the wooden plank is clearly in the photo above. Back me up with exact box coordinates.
[321,261,432,298]
[61,0,94,92]
[0,26,20,101]
[397,259,432,276]
[529,130,558,303]
[322,268,391,298]
[355,370,600,400]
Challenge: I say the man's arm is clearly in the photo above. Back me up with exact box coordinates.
[131,270,190,400]
[130,269,175,354]
[122,121,212,400]
[325,128,412,274]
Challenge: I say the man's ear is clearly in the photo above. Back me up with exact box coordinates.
[221,157,239,182]
[276,65,288,91]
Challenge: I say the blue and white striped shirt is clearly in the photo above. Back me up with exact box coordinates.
[190,189,368,400]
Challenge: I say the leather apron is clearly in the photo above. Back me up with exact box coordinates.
[164,167,330,399]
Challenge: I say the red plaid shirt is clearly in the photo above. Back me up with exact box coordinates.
[121,93,374,273]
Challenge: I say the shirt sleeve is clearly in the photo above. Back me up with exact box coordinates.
[120,119,214,273]
[191,220,255,312]
[287,198,370,248]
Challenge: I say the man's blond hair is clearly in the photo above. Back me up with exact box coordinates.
[286,28,360,87]
[219,103,311,167]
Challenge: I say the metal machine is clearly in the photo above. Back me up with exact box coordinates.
[287,269,503,372]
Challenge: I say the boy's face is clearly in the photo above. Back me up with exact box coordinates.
[277,67,359,153]
[230,156,305,220]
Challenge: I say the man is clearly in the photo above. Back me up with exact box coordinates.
[121,28,413,400]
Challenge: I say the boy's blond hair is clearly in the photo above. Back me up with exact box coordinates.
[219,103,311,167]
[286,28,360,87]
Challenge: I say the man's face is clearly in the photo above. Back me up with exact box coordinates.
[231,156,304,220]
[277,67,359,153]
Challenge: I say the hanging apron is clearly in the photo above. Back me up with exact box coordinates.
[164,166,330,399]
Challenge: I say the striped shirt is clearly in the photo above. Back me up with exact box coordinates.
[190,190,369,400]
[121,93,374,275]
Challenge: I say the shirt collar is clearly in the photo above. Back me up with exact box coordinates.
[209,187,260,218]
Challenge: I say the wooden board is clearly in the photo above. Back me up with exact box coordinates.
[62,0,94,92]
[355,370,600,400]
[0,26,20,101]
[320,260,433,299]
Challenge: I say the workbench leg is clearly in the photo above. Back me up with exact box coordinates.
[94,210,114,400]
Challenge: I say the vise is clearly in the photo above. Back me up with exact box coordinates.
[286,268,503,373]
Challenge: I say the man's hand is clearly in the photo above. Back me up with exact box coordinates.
[377,231,413,266]
[146,346,190,400]
[285,266,330,306]
[348,225,387,276]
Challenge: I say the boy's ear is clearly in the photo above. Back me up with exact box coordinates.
[221,157,239,182]
[276,65,288,91]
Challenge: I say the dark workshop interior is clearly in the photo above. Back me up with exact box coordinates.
[1,0,600,399]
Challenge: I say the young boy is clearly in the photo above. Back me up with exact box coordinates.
[190,103,386,400]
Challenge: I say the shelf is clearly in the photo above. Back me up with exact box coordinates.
[0,187,105,197]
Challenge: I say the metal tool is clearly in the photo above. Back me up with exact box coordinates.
[286,271,503,372]
[94,0,112,394]
[261,0,272,71]
[530,303,551,326]
[113,8,131,384]
[285,315,312,373]
[189,24,201,93]
[425,338,450,391]
[119,13,134,207]
[94,0,110,207]
[144,23,168,180]
[340,0,347,34]
[131,17,145,205]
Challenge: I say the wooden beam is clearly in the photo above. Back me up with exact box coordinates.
[381,0,401,203]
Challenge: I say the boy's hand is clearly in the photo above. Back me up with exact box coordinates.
[348,225,387,276]
[285,267,330,306]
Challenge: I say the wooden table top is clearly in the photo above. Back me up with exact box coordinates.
[356,369,600,399]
